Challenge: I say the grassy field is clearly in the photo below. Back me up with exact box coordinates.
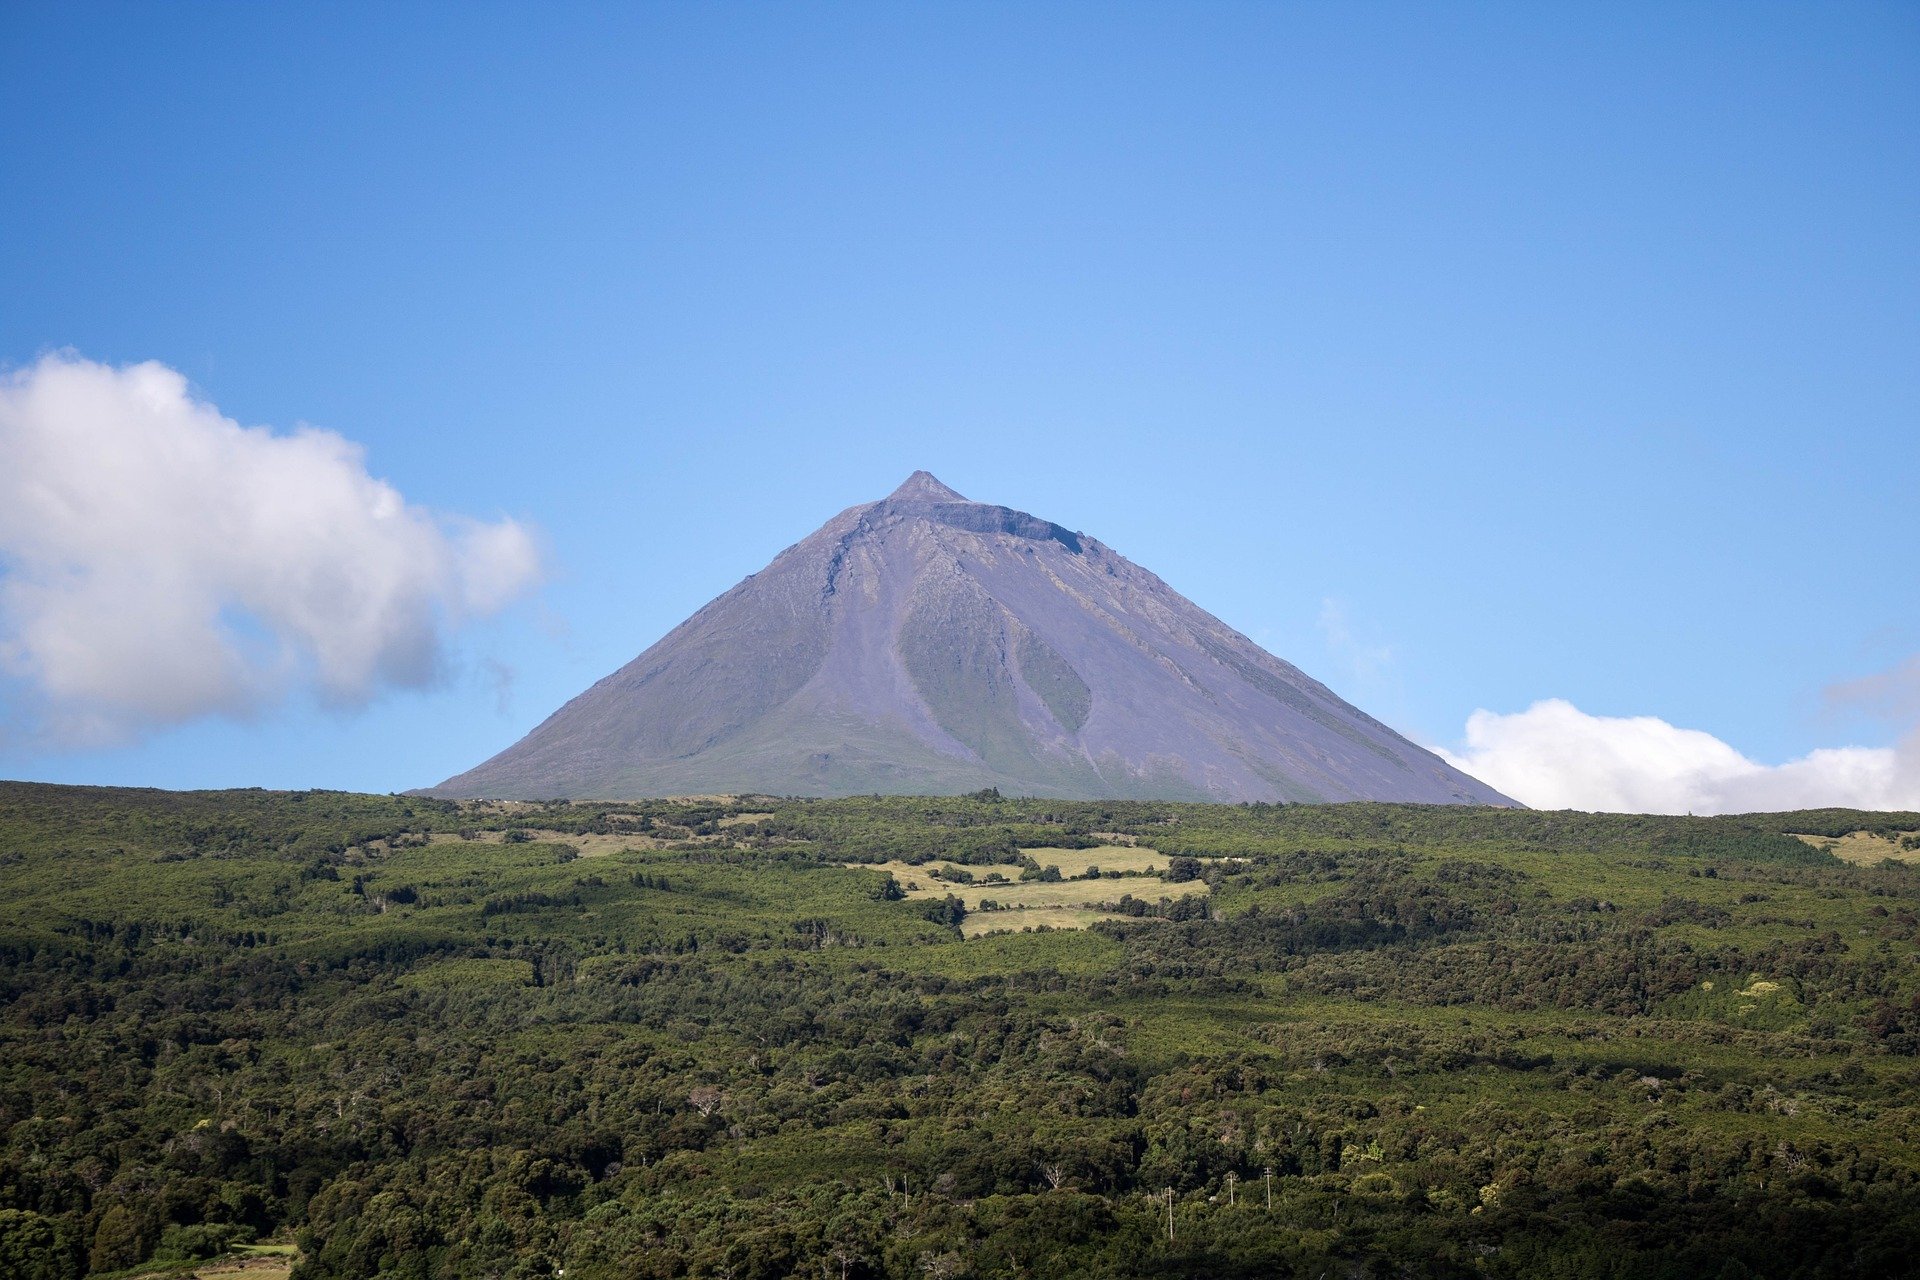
[193,1247,299,1280]
[1019,844,1167,875]
[849,853,1205,933]
[961,905,1122,937]
[427,828,667,857]
[1792,827,1920,863]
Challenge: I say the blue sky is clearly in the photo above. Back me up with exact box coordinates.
[1,3,1915,807]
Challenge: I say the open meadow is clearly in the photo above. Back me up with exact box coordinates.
[1793,828,1920,864]
[848,847,1204,936]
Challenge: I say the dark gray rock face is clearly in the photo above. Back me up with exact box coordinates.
[426,473,1515,804]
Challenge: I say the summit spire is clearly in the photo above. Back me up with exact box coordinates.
[887,470,967,503]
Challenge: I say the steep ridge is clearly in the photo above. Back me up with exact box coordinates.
[426,473,1514,804]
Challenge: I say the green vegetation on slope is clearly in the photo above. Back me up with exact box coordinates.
[2,783,1919,1278]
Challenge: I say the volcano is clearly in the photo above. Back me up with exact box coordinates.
[426,472,1513,804]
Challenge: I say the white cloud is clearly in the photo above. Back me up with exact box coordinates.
[0,352,542,745]
[1437,697,1920,815]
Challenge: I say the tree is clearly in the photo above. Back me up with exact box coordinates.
[0,1210,73,1280]
[88,1205,142,1274]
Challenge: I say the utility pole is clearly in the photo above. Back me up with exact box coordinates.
[1226,1171,1236,1206]
[1265,1166,1274,1211]
[1165,1187,1175,1240]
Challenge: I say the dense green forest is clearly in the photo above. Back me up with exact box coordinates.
[2,782,1919,1279]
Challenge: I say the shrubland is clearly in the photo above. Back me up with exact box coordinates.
[1,782,1918,1278]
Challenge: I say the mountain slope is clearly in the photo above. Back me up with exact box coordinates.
[427,473,1514,804]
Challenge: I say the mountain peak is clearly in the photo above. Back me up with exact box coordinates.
[426,475,1515,806]
[888,470,967,503]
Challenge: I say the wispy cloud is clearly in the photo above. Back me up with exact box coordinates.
[481,657,518,716]
[1318,597,1394,684]
[0,352,543,746]
[1826,655,1920,724]
[1437,691,1920,815]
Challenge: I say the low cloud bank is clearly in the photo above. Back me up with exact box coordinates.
[1438,696,1920,815]
[0,353,541,745]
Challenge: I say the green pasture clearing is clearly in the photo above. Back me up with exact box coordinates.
[962,905,1124,937]
[851,858,1022,892]
[1793,829,1920,863]
[717,810,774,826]
[189,1261,296,1280]
[849,856,1205,934]
[849,860,1200,909]
[428,829,666,857]
[969,876,1201,910]
[1021,843,1167,875]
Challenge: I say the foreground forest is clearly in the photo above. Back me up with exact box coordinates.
[2,784,1919,1279]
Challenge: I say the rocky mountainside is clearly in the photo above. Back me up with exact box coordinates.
[426,472,1514,804]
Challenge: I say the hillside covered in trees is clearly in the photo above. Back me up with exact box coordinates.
[2,783,1919,1278]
